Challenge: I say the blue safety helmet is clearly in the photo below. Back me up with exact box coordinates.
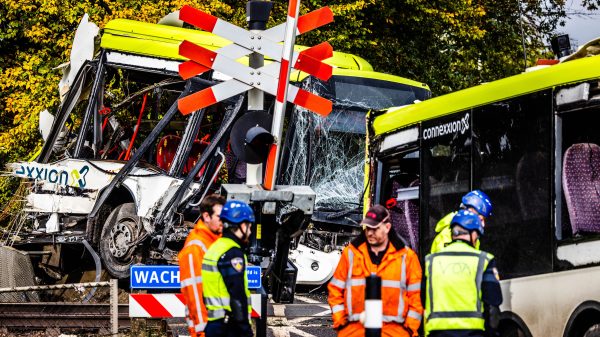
[451,209,484,235]
[461,190,492,218]
[220,200,255,228]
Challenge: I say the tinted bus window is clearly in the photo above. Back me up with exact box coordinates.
[473,92,553,279]
[332,76,430,110]
[421,112,472,252]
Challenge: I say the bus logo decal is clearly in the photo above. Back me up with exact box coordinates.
[422,113,470,140]
[13,163,90,188]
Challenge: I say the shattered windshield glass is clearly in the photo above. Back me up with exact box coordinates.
[282,75,429,212]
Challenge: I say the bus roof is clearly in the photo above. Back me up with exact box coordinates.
[372,54,600,136]
[101,19,373,71]
[294,68,430,89]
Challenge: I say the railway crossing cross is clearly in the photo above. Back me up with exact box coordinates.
[176,2,334,189]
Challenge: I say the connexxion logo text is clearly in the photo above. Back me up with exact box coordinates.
[14,163,90,188]
[422,113,470,140]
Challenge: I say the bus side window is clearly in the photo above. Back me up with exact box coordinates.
[562,143,600,236]
[516,151,550,221]
[559,105,600,241]
[473,93,552,278]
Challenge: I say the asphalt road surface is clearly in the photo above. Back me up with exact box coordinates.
[167,293,336,337]
[267,294,335,337]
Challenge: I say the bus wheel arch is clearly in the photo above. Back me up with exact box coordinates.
[91,185,135,244]
[564,301,600,337]
[498,311,533,337]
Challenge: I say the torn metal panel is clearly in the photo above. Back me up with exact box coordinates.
[25,194,96,214]
[59,14,99,100]
[125,175,200,218]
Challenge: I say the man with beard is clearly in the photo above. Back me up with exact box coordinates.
[328,204,423,337]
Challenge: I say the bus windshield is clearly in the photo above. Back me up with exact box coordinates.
[281,75,430,220]
[331,76,430,112]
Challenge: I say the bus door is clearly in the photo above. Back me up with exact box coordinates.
[372,126,421,253]
[420,112,472,255]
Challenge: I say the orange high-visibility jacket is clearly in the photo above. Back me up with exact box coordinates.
[328,234,423,337]
[178,221,220,337]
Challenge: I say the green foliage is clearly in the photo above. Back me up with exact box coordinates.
[297,0,570,94]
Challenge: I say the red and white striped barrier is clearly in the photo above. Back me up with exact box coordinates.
[264,0,302,190]
[250,293,261,318]
[129,294,186,318]
[129,293,263,318]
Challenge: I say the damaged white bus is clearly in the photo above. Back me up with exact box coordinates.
[1,14,430,298]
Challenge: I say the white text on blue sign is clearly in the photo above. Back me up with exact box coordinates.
[130,265,181,289]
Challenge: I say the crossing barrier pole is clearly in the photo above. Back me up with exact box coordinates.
[365,274,382,337]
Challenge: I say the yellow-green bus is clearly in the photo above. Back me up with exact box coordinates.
[365,41,600,337]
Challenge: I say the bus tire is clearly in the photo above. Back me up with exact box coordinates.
[99,203,143,279]
[499,323,527,337]
[584,324,600,337]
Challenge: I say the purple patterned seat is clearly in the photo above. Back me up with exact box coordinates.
[224,150,247,183]
[562,143,600,235]
[390,178,420,251]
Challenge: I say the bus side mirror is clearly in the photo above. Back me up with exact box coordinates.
[39,109,55,142]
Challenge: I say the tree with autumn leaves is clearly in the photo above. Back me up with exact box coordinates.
[0,0,598,207]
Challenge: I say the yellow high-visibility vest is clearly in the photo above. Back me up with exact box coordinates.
[424,241,493,334]
[202,237,251,321]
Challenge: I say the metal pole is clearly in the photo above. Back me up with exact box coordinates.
[110,278,119,335]
[246,3,273,337]
[365,274,382,337]
[516,0,528,70]
[246,0,272,186]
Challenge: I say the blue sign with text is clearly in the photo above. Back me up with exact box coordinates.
[130,265,262,290]
[130,265,181,289]
[247,266,262,289]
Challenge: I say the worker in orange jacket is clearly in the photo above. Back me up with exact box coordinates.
[178,194,226,337]
[328,204,423,337]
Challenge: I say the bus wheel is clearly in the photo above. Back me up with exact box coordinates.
[584,324,600,337]
[99,203,143,279]
[499,322,527,337]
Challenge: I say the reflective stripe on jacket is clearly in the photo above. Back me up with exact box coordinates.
[328,239,423,337]
[424,241,493,334]
[202,237,251,321]
[178,221,220,337]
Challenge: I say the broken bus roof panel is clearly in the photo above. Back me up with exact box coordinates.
[101,19,373,71]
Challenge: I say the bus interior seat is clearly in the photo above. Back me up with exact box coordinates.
[157,135,206,176]
[562,143,600,235]
[156,135,179,171]
[224,150,247,183]
[185,140,208,175]
[388,176,420,251]
[516,151,549,221]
